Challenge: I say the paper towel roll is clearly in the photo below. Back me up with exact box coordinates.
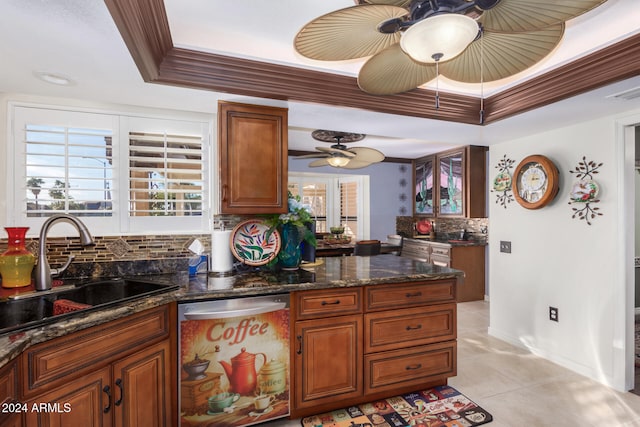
[211,230,234,272]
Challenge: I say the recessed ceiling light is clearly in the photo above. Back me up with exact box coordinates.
[33,71,75,86]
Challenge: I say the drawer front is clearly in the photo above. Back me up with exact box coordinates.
[365,280,456,311]
[23,304,172,397]
[365,304,456,353]
[430,254,450,267]
[365,341,456,394]
[293,288,362,320]
[400,241,430,262]
[430,245,451,256]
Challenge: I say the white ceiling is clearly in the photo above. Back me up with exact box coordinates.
[1,0,640,159]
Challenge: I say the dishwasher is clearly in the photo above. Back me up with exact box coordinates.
[178,294,290,427]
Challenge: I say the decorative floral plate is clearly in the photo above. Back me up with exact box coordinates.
[569,179,599,203]
[230,219,281,266]
[415,219,432,234]
[493,171,512,192]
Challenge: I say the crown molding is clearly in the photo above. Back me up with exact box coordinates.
[105,0,639,126]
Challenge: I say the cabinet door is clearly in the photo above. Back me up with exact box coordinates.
[413,155,434,216]
[452,245,486,302]
[24,367,112,427]
[0,360,21,427]
[112,340,172,427]
[437,149,464,216]
[293,315,362,412]
[218,101,288,214]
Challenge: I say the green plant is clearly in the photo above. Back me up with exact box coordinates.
[263,192,317,248]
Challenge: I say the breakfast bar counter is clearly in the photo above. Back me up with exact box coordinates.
[0,255,463,369]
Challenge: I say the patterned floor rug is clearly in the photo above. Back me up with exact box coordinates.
[301,385,492,427]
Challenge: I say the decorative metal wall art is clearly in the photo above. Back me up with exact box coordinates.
[492,154,515,208]
[568,156,603,225]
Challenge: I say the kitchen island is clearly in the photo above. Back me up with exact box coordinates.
[0,255,463,425]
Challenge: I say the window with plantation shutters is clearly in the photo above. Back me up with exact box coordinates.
[288,173,369,239]
[128,131,204,217]
[11,105,210,235]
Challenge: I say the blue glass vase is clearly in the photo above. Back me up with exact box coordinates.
[279,223,302,270]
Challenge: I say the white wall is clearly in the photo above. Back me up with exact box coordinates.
[489,110,640,391]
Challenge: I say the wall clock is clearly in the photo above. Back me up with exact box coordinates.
[512,155,559,209]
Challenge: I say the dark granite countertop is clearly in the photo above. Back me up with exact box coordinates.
[178,254,464,301]
[0,255,463,369]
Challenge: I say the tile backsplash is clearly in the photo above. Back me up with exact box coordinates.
[396,216,488,241]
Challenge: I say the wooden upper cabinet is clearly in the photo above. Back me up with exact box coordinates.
[218,101,288,214]
[413,145,487,218]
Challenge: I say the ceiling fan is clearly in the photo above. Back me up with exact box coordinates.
[294,0,608,95]
[296,130,385,169]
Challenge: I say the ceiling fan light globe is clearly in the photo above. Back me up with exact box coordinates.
[400,14,479,63]
[327,156,351,167]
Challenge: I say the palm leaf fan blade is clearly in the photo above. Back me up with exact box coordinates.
[439,24,564,83]
[358,44,437,94]
[349,147,385,163]
[294,5,407,60]
[309,159,330,167]
[479,0,608,33]
[361,0,412,7]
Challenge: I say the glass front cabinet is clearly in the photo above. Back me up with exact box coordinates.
[413,146,487,218]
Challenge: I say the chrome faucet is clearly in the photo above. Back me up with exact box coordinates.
[35,214,95,291]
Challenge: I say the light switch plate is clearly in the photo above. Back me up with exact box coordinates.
[500,241,511,253]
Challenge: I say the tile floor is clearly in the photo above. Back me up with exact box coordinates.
[261,301,640,426]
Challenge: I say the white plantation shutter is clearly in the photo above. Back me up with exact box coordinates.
[24,124,114,217]
[128,131,204,217]
[339,180,358,239]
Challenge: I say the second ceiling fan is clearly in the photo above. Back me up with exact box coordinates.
[296,130,385,169]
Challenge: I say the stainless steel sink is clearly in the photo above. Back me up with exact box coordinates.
[0,278,178,335]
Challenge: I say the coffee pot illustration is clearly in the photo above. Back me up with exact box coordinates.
[218,347,267,395]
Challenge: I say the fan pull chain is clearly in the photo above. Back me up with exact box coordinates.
[479,27,485,125]
[432,53,443,110]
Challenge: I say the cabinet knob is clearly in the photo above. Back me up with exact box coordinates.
[405,324,422,331]
[405,292,422,298]
[405,363,422,371]
[321,300,341,306]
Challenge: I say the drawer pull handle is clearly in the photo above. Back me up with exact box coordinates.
[406,324,422,331]
[405,292,422,298]
[103,385,112,413]
[321,300,341,306]
[296,335,303,355]
[406,364,422,371]
[115,378,124,406]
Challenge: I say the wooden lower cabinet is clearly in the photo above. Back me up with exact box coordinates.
[112,340,172,427]
[20,304,176,427]
[291,281,457,418]
[293,315,363,412]
[0,360,22,427]
[25,367,111,427]
[451,245,486,302]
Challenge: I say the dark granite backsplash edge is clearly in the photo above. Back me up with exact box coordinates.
[61,258,191,280]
